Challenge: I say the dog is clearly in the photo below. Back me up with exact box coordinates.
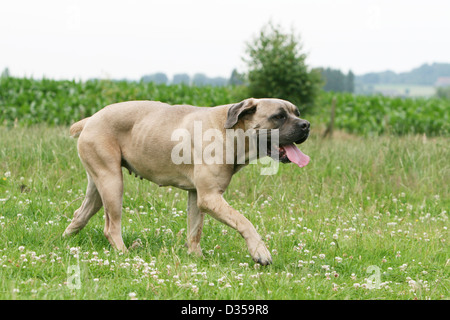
[62,98,310,265]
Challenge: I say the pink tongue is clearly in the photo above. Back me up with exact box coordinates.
[283,144,310,168]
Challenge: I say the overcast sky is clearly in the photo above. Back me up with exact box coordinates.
[1,0,449,81]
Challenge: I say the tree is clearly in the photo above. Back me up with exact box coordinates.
[141,72,169,84]
[229,69,245,86]
[345,70,355,93]
[320,68,345,92]
[172,73,190,85]
[244,22,321,111]
[209,77,228,87]
[319,68,355,93]
[1,67,10,78]
[192,73,208,86]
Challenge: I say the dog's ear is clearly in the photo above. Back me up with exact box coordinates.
[224,98,257,129]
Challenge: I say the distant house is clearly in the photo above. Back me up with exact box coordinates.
[435,77,450,87]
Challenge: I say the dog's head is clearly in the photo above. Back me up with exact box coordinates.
[224,98,310,167]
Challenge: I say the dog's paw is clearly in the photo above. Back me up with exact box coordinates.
[251,243,272,266]
[62,226,78,238]
[187,245,204,258]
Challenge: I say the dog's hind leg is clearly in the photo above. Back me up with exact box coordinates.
[70,133,127,252]
[63,173,103,237]
[94,170,126,252]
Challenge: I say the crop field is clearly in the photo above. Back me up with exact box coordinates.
[0,77,240,126]
[315,92,449,136]
[0,77,449,300]
[1,77,449,136]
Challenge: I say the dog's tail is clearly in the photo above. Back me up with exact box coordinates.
[69,117,89,138]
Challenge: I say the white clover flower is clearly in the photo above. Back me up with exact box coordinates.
[387,222,397,227]
[69,247,80,254]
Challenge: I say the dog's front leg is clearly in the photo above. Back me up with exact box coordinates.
[196,190,272,265]
[186,190,205,257]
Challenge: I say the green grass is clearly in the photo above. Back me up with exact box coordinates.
[0,126,448,300]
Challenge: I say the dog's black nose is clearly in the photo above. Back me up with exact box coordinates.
[299,120,310,131]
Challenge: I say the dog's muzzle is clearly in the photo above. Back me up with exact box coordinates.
[267,120,310,167]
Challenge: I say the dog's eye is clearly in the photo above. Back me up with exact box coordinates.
[273,114,285,120]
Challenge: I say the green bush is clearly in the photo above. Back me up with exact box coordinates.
[244,23,321,112]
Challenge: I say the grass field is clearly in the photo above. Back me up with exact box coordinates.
[0,126,448,300]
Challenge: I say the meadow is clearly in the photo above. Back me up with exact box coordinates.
[0,77,448,300]
[0,126,448,300]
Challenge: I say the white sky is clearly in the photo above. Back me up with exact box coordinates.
[1,0,449,80]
